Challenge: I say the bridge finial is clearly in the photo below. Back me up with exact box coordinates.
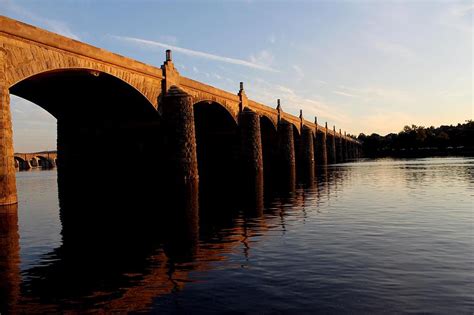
[238,81,247,112]
[325,122,328,129]
[314,116,318,125]
[166,49,172,62]
[276,99,282,123]
[339,128,342,136]
[299,110,304,129]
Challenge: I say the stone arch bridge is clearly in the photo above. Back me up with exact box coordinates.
[0,16,361,206]
[14,151,57,170]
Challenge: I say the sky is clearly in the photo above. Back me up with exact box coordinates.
[1,0,472,152]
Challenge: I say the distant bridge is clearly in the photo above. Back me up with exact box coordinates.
[0,16,361,206]
[14,151,57,170]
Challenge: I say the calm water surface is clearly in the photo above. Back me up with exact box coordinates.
[2,157,473,313]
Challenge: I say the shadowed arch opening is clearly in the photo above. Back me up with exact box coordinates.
[193,101,239,202]
[13,156,29,171]
[9,69,164,215]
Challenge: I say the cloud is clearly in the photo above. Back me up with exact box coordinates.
[333,90,357,98]
[439,3,474,33]
[249,50,275,68]
[112,35,279,72]
[2,0,80,40]
[336,85,414,105]
[315,79,328,85]
[244,77,352,129]
[292,65,304,80]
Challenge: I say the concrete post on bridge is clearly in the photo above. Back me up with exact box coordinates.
[0,48,17,206]
[162,86,199,227]
[276,100,296,192]
[238,83,263,208]
[299,111,315,184]
[315,117,328,167]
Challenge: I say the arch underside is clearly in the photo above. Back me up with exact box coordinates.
[2,38,161,108]
[189,94,239,125]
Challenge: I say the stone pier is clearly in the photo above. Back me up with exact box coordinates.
[162,86,199,210]
[300,125,315,183]
[277,120,296,191]
[239,108,264,201]
[0,49,17,205]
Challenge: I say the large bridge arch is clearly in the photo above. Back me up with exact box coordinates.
[9,68,158,119]
[1,20,162,108]
[8,67,156,112]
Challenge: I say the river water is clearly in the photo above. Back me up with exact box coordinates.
[1,157,473,313]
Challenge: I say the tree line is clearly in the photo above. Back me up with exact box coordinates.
[357,120,474,157]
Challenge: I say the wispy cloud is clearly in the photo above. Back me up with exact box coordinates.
[2,0,80,40]
[112,35,279,72]
[244,77,351,128]
[336,85,414,105]
[333,90,357,98]
[439,3,474,33]
[292,65,304,80]
[249,50,275,68]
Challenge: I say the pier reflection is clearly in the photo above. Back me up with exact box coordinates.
[0,165,351,313]
[0,205,20,315]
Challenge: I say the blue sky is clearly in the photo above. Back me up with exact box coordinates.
[1,0,472,152]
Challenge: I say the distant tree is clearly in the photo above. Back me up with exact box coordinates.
[358,120,473,156]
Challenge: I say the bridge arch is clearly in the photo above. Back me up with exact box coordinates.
[9,69,157,118]
[13,156,30,170]
[193,100,239,200]
[260,114,278,131]
[191,98,238,125]
[3,40,160,108]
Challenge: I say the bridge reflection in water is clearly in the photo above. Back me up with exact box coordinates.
[0,165,350,313]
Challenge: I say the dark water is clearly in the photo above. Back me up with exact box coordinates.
[1,157,473,313]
